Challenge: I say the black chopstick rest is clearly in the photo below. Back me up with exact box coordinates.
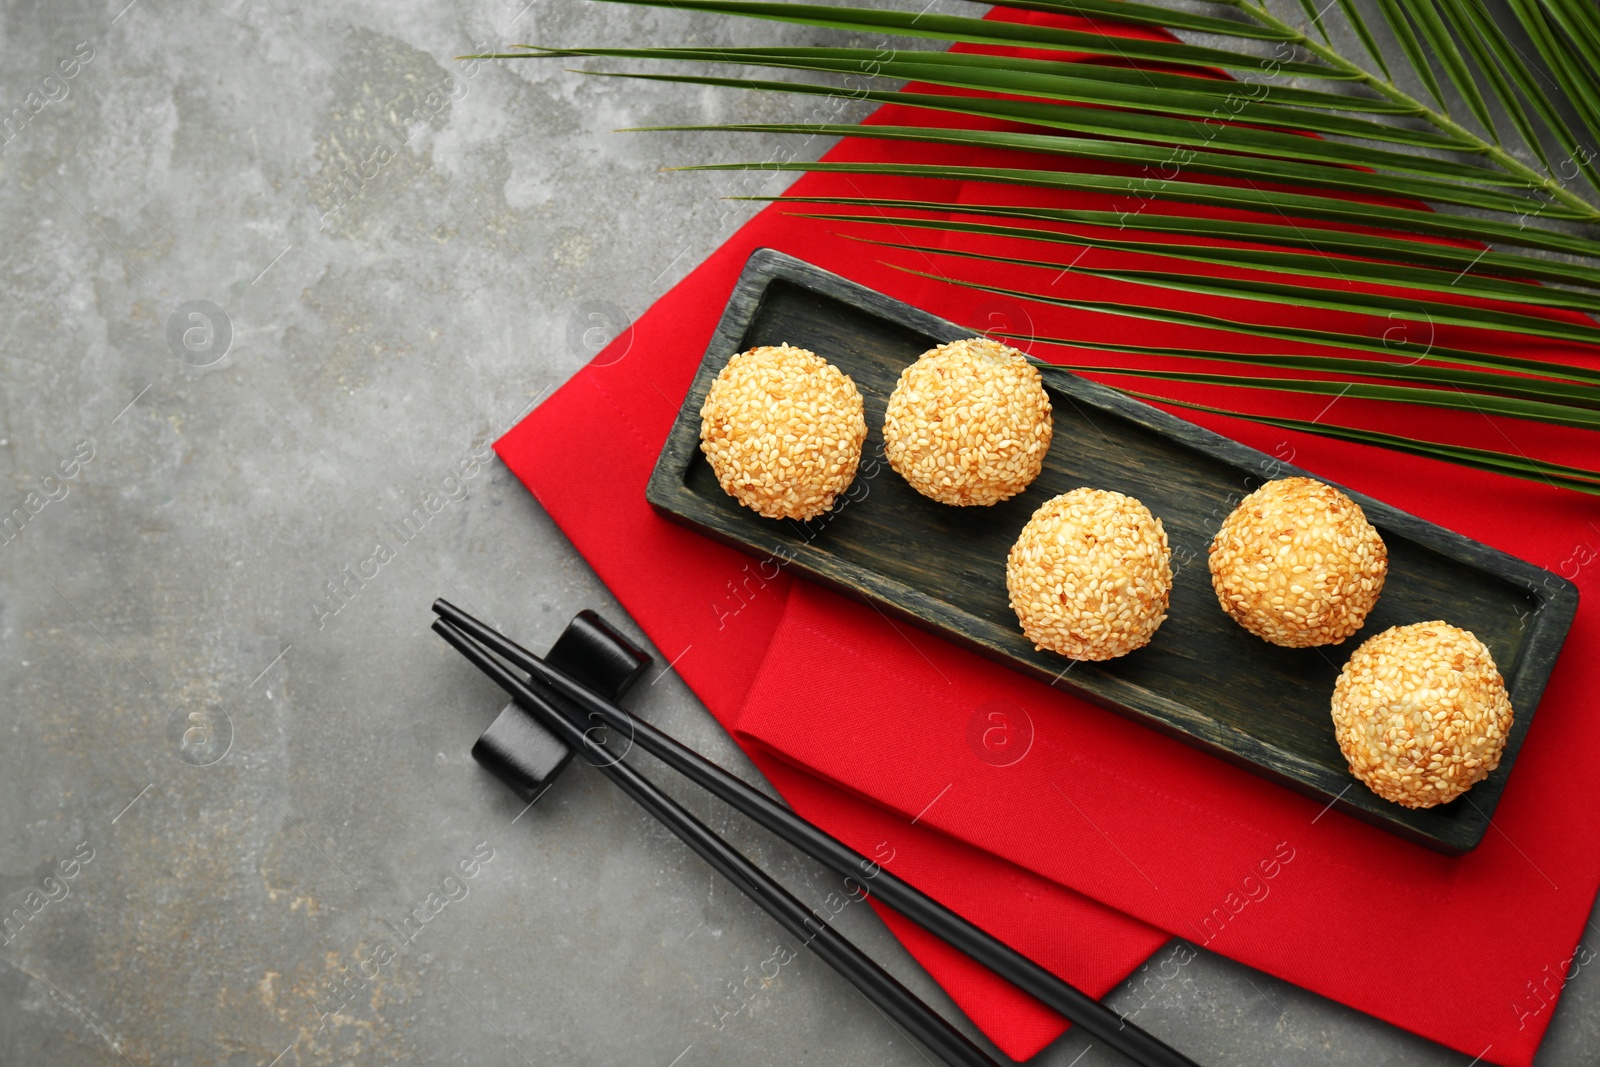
[546,610,653,696]
[467,608,651,802]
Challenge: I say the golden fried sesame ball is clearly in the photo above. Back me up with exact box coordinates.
[883,338,1052,507]
[1209,477,1386,648]
[1007,488,1172,661]
[698,344,867,521]
[1331,622,1513,808]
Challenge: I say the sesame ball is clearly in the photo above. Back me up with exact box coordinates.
[883,338,1052,507]
[1209,477,1387,647]
[1331,622,1513,808]
[698,344,867,521]
[1007,488,1172,661]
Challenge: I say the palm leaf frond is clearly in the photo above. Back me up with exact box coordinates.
[1370,0,1452,113]
[1123,391,1600,495]
[524,45,1450,137]
[754,195,1600,290]
[677,160,1600,257]
[845,233,1600,346]
[1331,0,1393,76]
[583,0,1341,74]
[882,264,1600,390]
[1411,0,1498,133]
[791,210,1600,315]
[487,0,1600,494]
[1456,0,1600,195]
[633,116,1546,211]
[1024,336,1600,408]
[1068,362,1600,430]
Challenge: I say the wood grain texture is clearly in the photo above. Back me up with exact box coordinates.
[646,249,1580,855]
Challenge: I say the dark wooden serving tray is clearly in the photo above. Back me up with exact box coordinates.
[646,249,1579,854]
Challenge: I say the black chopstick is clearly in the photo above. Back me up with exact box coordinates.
[433,599,1200,1067]
[432,616,1005,1067]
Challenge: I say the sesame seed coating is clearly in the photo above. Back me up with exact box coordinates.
[1006,488,1172,661]
[1331,622,1513,808]
[883,338,1053,507]
[1208,477,1387,648]
[698,344,867,521]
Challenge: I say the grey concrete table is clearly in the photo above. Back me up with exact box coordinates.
[0,1,1594,1064]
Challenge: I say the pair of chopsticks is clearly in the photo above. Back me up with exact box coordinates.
[432,599,1200,1067]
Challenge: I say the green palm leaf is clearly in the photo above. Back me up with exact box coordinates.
[1072,264,1600,346]
[882,264,1600,387]
[677,160,1600,257]
[1121,391,1600,495]
[1440,0,1558,172]
[862,236,1600,345]
[1410,0,1497,133]
[1295,0,1332,42]
[1547,0,1600,61]
[1504,0,1600,151]
[524,46,1453,141]
[792,210,1600,314]
[492,0,1600,493]
[946,0,1294,40]
[1210,0,1599,214]
[615,83,1512,183]
[1371,0,1452,113]
[1068,362,1600,429]
[632,115,1543,211]
[755,195,1600,291]
[583,0,1340,74]
[1456,0,1600,195]
[1024,335,1600,409]
[1330,0,1392,77]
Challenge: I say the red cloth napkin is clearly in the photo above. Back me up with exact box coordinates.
[495,14,1599,1064]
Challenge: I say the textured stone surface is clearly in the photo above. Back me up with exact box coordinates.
[0,1,1594,1065]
